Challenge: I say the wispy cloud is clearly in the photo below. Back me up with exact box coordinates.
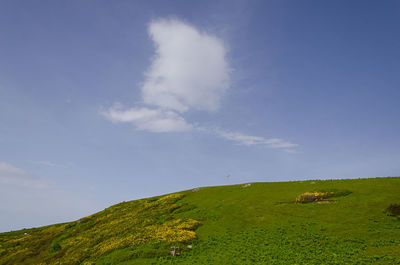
[102,104,192,133]
[0,162,98,232]
[0,162,49,188]
[215,129,298,151]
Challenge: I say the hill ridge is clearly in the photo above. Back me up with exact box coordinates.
[1,176,400,264]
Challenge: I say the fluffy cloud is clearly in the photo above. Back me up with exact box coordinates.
[142,19,230,112]
[0,162,48,188]
[102,18,230,133]
[102,104,192,133]
[215,129,298,151]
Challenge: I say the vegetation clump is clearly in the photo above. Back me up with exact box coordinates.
[386,204,400,216]
[49,242,61,253]
[296,191,331,203]
[296,189,351,203]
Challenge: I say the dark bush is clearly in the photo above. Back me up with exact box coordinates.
[49,242,61,253]
[386,204,400,216]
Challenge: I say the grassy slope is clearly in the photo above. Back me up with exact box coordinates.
[1,177,400,264]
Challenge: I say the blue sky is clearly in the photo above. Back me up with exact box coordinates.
[0,0,399,232]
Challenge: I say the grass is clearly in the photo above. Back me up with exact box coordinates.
[1,177,400,264]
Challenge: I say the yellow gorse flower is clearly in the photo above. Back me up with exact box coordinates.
[296,191,335,203]
[0,193,200,265]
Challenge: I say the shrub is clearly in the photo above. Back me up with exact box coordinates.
[49,242,61,253]
[296,192,331,203]
[386,204,400,216]
[296,189,352,203]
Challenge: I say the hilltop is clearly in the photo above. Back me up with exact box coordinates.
[1,177,400,264]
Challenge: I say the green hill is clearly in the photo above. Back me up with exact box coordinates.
[1,177,400,264]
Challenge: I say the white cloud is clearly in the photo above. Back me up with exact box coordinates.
[102,104,192,133]
[0,162,48,188]
[143,18,230,112]
[101,18,298,152]
[102,18,230,133]
[215,129,298,151]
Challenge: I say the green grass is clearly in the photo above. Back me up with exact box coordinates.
[1,177,400,264]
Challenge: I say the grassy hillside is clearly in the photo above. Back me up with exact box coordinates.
[1,177,400,264]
